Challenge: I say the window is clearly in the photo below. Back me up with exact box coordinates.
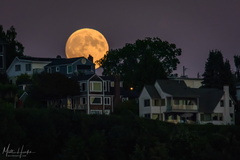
[0,45,3,53]
[122,97,128,102]
[0,55,3,69]
[25,64,31,71]
[200,114,211,121]
[90,81,102,92]
[144,114,150,119]
[111,81,114,87]
[67,65,72,74]
[174,99,179,105]
[152,114,159,120]
[80,97,86,105]
[90,97,102,105]
[90,110,102,115]
[80,82,86,92]
[220,100,224,107]
[47,67,52,73]
[104,81,110,92]
[56,66,59,72]
[144,99,150,107]
[15,64,21,71]
[153,99,160,106]
[104,97,111,105]
[212,113,223,121]
[161,99,166,106]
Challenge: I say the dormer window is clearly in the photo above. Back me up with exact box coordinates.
[67,65,73,74]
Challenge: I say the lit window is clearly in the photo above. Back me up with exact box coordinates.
[67,65,72,74]
[110,82,114,87]
[90,81,102,92]
[15,64,21,71]
[104,97,111,105]
[90,97,102,105]
[26,64,31,71]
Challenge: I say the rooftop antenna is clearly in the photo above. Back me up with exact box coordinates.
[183,66,187,77]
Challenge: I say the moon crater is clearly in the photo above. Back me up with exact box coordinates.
[65,28,109,68]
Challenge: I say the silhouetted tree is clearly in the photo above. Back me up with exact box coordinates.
[29,73,80,107]
[234,55,240,81]
[202,50,236,98]
[0,25,24,68]
[97,37,181,90]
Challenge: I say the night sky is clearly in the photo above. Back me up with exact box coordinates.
[1,0,240,78]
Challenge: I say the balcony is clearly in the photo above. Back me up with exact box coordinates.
[167,104,198,112]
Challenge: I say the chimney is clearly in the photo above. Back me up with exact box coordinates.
[88,55,93,63]
[223,86,231,124]
[113,75,121,109]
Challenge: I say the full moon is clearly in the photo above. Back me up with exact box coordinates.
[65,28,109,68]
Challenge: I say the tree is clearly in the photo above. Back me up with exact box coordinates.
[234,55,240,81]
[0,25,24,68]
[29,73,80,107]
[202,50,236,98]
[97,37,181,90]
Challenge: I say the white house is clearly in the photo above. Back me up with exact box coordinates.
[7,56,56,83]
[139,79,235,125]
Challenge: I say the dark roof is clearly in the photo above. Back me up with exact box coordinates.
[145,85,161,99]
[18,56,57,62]
[193,88,224,113]
[156,79,198,98]
[45,57,92,67]
[72,74,95,81]
[156,79,224,113]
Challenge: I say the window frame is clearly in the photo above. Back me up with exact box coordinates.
[25,63,31,71]
[90,96,102,105]
[90,81,102,92]
[104,97,111,105]
[15,64,21,71]
[144,99,150,107]
[67,65,73,74]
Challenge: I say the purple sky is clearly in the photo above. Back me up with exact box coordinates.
[1,0,240,78]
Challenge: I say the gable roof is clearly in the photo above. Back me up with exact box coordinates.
[17,56,56,62]
[193,88,224,113]
[154,79,224,113]
[156,79,198,98]
[145,85,161,99]
[45,57,94,67]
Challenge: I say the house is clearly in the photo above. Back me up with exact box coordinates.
[139,79,235,125]
[44,56,95,77]
[6,56,56,83]
[48,74,139,115]
[0,38,7,73]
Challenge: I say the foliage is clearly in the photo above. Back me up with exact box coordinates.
[202,50,236,98]
[29,73,80,106]
[234,55,240,81]
[0,73,9,84]
[97,37,181,90]
[0,25,24,68]
[0,107,240,159]
[0,83,18,103]
[16,73,32,85]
